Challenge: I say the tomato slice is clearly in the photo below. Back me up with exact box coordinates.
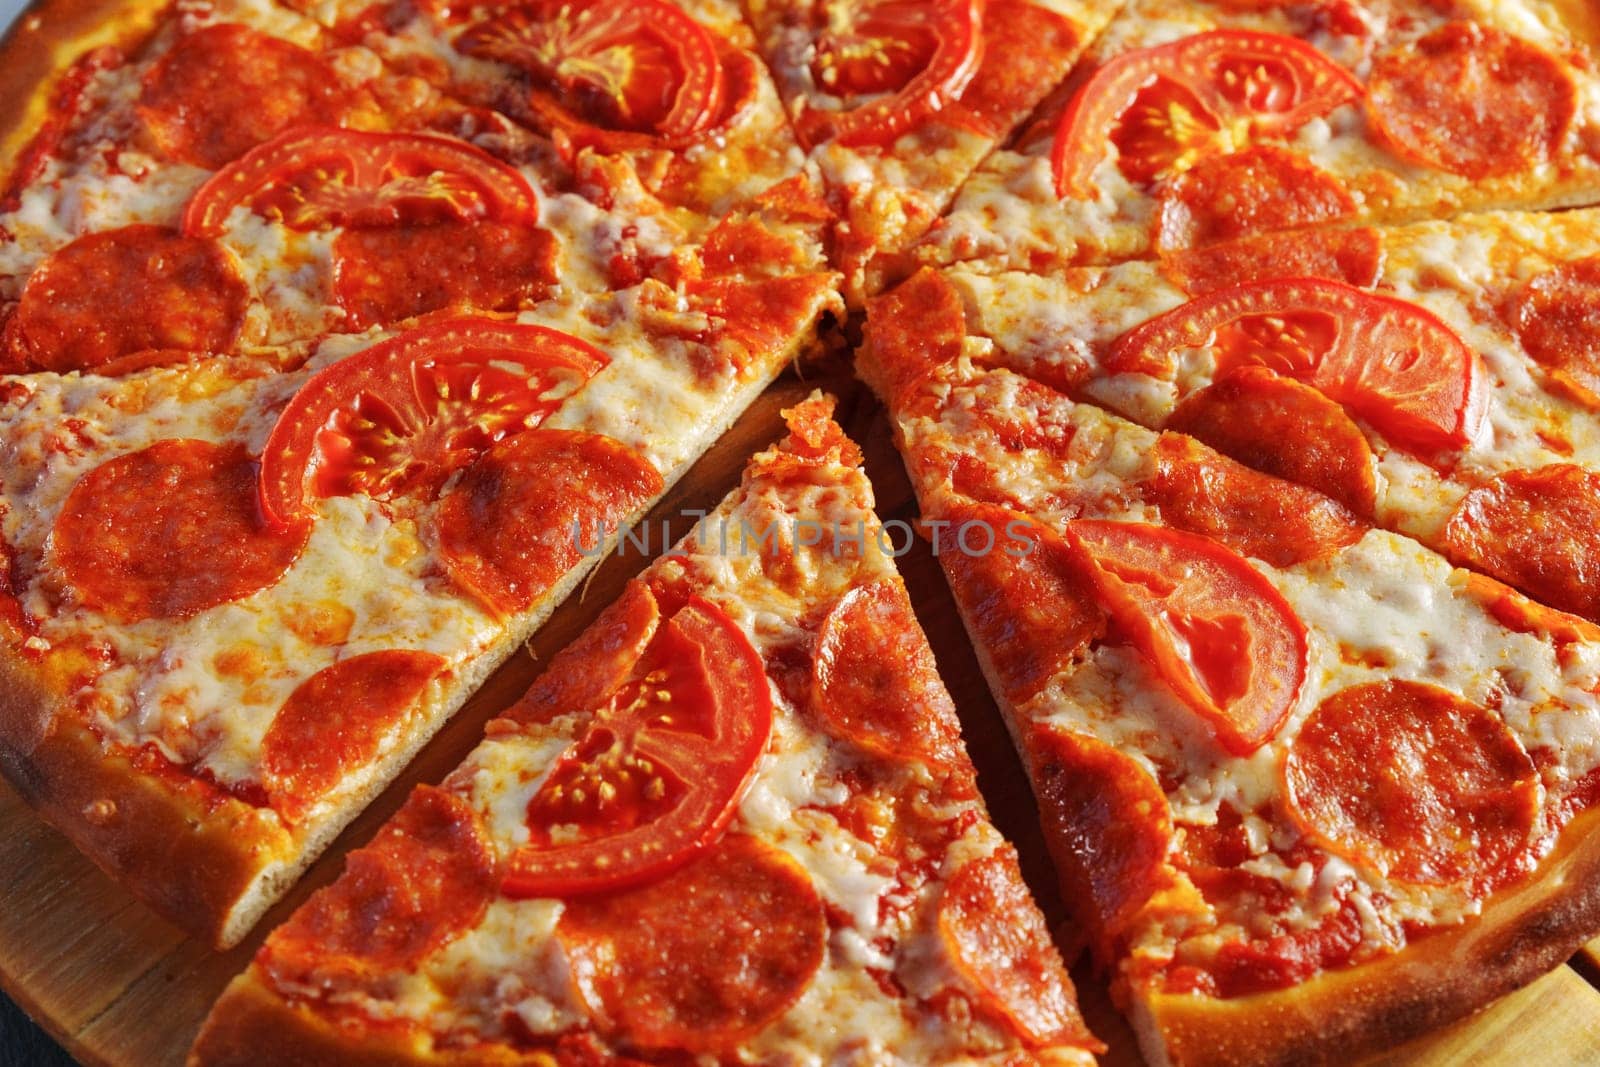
[455,0,725,150]
[1052,30,1362,197]
[257,317,607,527]
[182,127,538,237]
[1064,520,1307,755]
[1107,277,1484,455]
[502,593,772,897]
[796,0,984,148]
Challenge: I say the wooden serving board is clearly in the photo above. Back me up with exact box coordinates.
[5,355,1600,1066]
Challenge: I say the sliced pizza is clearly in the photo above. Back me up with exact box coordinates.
[919,207,1600,625]
[919,0,1600,276]
[0,208,839,948]
[188,395,1102,1066]
[740,0,1119,303]
[860,269,1600,1067]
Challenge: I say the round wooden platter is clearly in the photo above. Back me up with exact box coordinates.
[3,356,1600,1067]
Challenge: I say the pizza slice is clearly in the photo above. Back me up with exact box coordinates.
[0,212,839,949]
[0,0,790,365]
[187,395,1102,1066]
[738,0,1119,304]
[920,206,1600,626]
[918,0,1600,276]
[860,271,1600,1067]
[273,0,810,226]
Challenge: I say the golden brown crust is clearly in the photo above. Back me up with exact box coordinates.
[189,969,553,1066]
[1131,804,1600,1067]
[0,645,292,948]
[0,0,169,167]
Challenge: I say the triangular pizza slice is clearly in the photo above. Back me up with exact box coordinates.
[189,396,1102,1066]
[860,269,1600,1067]
[0,209,838,948]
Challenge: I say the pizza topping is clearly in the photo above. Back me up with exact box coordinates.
[51,439,309,624]
[1166,365,1379,517]
[1108,277,1484,456]
[934,501,1104,704]
[4,226,249,373]
[455,0,726,150]
[795,0,984,148]
[1065,520,1307,755]
[261,651,447,823]
[1160,228,1384,296]
[1152,145,1353,253]
[1461,572,1600,648]
[811,578,964,770]
[861,266,966,412]
[331,219,559,330]
[1145,431,1365,567]
[506,579,660,727]
[503,594,770,897]
[1442,464,1600,624]
[1367,22,1575,180]
[1510,256,1600,408]
[938,846,1092,1046]
[258,318,606,526]
[182,127,538,236]
[557,834,826,1050]
[435,428,662,616]
[138,24,353,169]
[264,786,495,984]
[1027,724,1173,957]
[1283,680,1539,886]
[1052,30,1362,197]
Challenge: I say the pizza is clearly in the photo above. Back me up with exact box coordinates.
[0,158,836,951]
[861,268,1600,1067]
[922,207,1600,626]
[918,0,1600,276]
[187,396,1103,1066]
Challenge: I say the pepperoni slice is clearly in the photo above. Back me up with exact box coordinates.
[1152,146,1353,253]
[182,127,538,237]
[1026,724,1173,958]
[557,834,826,1051]
[934,501,1104,705]
[1367,23,1575,180]
[5,226,249,372]
[435,428,662,616]
[938,846,1093,1046]
[502,594,771,897]
[257,318,607,527]
[505,579,660,727]
[861,267,967,412]
[795,0,984,148]
[1052,30,1361,196]
[51,439,308,624]
[1284,680,1539,886]
[1109,277,1484,456]
[1462,571,1600,648]
[264,786,495,988]
[1159,228,1383,297]
[1065,520,1307,755]
[138,25,353,169]
[331,219,559,330]
[811,578,964,770]
[1510,256,1600,409]
[261,650,446,823]
[455,0,725,151]
[1166,365,1379,517]
[1442,464,1600,623]
[1144,431,1365,567]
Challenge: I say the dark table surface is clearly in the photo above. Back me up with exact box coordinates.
[0,991,77,1067]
